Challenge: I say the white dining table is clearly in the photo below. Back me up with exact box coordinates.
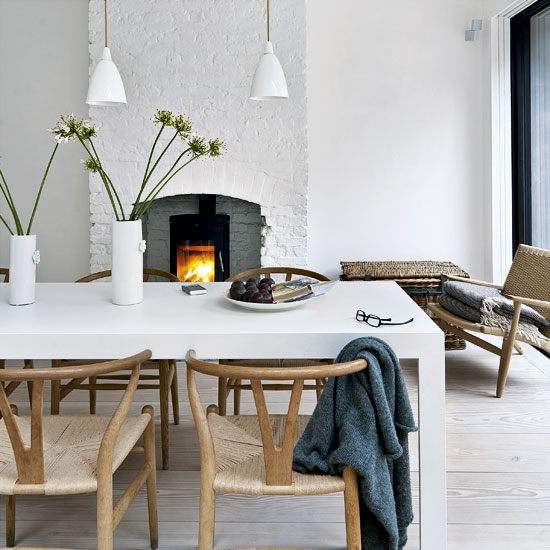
[0,280,446,549]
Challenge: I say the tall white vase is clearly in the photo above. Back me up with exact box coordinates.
[111,220,146,306]
[9,235,40,306]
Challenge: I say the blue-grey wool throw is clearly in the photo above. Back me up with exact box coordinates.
[292,337,417,550]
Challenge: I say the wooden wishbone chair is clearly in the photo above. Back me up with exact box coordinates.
[0,350,158,550]
[221,267,332,415]
[186,350,365,550]
[51,268,179,469]
[0,268,34,405]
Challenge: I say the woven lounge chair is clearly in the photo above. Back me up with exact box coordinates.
[428,244,550,397]
[0,350,157,550]
[186,350,365,550]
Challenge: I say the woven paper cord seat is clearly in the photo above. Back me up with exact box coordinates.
[208,413,345,496]
[0,414,149,495]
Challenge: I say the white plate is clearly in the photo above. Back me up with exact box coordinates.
[223,292,311,312]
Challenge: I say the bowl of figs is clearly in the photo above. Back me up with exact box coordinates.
[224,278,310,311]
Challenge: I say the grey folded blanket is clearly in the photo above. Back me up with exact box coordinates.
[442,280,548,329]
[293,337,417,550]
[440,280,549,341]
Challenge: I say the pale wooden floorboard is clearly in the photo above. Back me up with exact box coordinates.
[1,343,549,549]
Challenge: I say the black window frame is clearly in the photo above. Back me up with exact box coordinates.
[510,0,550,252]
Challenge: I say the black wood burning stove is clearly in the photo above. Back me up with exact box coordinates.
[169,195,230,282]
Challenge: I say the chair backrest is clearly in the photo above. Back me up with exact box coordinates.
[77,268,179,283]
[226,267,330,283]
[0,350,151,487]
[186,350,366,488]
[0,268,8,283]
[503,244,550,321]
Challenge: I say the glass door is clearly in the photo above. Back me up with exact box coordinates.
[511,0,550,250]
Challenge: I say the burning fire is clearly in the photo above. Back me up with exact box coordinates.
[177,244,215,282]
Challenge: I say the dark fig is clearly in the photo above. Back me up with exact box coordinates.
[251,292,264,303]
[260,277,275,286]
[246,278,258,285]
[242,290,256,302]
[262,293,273,303]
[258,282,270,291]
[231,281,245,288]
[230,287,246,300]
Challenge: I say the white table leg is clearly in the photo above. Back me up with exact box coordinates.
[417,339,447,549]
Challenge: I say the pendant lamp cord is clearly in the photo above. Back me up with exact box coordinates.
[104,0,108,47]
[267,0,270,41]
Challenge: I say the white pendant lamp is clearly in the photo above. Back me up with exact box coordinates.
[86,0,127,106]
[250,0,288,100]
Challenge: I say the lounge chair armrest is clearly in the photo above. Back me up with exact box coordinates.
[502,294,550,309]
[443,274,504,290]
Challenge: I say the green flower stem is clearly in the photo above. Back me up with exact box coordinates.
[130,124,165,220]
[0,177,18,231]
[88,138,126,220]
[136,155,199,219]
[98,167,121,222]
[131,147,193,220]
[26,143,59,235]
[0,168,23,235]
[140,131,178,187]
[76,135,121,221]
[0,213,14,235]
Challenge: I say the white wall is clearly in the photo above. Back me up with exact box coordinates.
[307,0,487,279]
[0,0,89,282]
[0,0,499,282]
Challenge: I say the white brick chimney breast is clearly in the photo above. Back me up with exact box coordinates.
[87,0,307,273]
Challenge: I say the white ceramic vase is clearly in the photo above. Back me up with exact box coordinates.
[111,220,146,306]
[8,235,40,306]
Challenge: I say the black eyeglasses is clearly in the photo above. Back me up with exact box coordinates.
[356,310,414,327]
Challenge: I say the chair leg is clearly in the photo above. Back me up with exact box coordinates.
[514,341,524,355]
[496,303,522,398]
[51,360,61,415]
[169,360,180,426]
[6,495,15,547]
[89,376,97,415]
[51,379,61,415]
[159,360,170,470]
[496,343,515,398]
[143,406,159,549]
[96,474,114,550]
[315,378,326,401]
[217,377,228,416]
[233,378,241,415]
[198,478,216,550]
[343,467,361,550]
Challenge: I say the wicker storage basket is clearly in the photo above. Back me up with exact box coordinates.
[340,261,470,350]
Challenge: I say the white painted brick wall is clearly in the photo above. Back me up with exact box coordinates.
[88,0,307,273]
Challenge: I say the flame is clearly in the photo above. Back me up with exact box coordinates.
[177,244,215,282]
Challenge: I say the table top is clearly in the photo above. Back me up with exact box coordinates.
[0,281,442,359]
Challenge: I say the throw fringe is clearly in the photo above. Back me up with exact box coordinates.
[481,297,548,342]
